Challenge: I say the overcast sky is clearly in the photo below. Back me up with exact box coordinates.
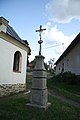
[0,0,80,63]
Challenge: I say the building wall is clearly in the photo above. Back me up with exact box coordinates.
[0,37,27,84]
[56,59,64,74]
[56,41,80,75]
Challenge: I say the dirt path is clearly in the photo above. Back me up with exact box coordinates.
[48,89,80,108]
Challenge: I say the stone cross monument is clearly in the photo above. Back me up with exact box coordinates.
[36,25,46,55]
[27,25,50,109]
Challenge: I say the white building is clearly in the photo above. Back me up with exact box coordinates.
[0,17,31,96]
[55,33,80,75]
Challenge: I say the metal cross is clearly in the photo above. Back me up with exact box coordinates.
[36,25,46,55]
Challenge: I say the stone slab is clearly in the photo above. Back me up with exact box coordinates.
[27,102,51,110]
[32,78,47,88]
[33,70,47,78]
[31,88,48,106]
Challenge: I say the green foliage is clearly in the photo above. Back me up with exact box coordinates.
[54,72,80,85]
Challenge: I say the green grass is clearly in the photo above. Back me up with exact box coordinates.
[26,72,80,103]
[48,78,80,103]
[0,93,80,120]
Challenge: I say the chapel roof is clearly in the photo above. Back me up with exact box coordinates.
[6,25,21,42]
[55,33,80,65]
[0,16,29,48]
[6,25,29,46]
[0,16,31,55]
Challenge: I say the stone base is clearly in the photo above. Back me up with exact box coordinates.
[0,84,26,97]
[31,88,48,106]
[27,102,51,110]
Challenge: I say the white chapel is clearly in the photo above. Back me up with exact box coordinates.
[0,17,31,96]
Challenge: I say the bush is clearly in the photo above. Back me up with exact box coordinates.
[54,72,80,85]
[62,72,77,84]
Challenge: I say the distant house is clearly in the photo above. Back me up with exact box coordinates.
[55,33,80,75]
[0,17,31,96]
[28,63,33,71]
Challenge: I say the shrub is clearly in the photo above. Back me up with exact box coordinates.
[54,72,79,85]
[61,72,76,84]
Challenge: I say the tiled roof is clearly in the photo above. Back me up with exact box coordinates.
[55,33,80,65]
[0,16,31,55]
[6,25,21,41]
[6,25,29,46]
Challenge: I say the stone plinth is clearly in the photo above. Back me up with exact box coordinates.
[0,84,26,97]
[27,55,51,109]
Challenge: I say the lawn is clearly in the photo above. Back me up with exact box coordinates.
[0,72,79,120]
[0,93,80,120]
[26,72,80,102]
[47,77,80,103]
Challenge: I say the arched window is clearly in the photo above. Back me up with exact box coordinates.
[13,51,22,72]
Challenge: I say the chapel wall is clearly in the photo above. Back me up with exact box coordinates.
[0,37,27,84]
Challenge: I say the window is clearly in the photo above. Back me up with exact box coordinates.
[13,51,22,72]
[59,65,60,70]
[62,63,64,73]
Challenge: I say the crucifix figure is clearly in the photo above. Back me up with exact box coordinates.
[36,25,46,55]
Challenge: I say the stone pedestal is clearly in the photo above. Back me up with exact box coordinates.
[27,55,50,109]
